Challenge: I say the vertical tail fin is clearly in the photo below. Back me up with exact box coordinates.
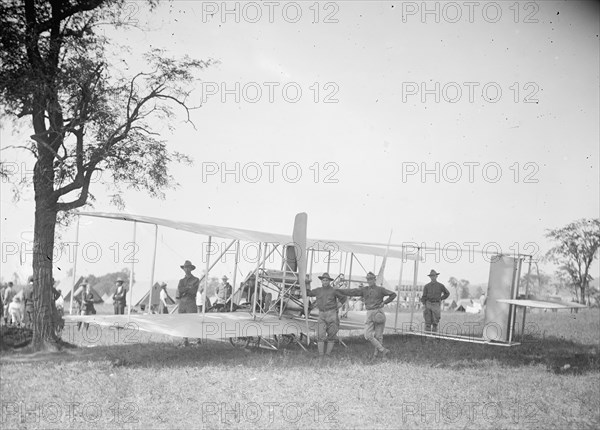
[292,213,309,340]
[376,230,393,285]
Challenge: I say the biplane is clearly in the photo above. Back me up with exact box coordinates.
[64,211,405,349]
[64,212,586,349]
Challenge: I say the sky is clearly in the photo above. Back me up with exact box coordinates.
[1,0,599,290]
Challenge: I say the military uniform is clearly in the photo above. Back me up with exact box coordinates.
[216,282,232,304]
[23,283,34,327]
[341,282,396,354]
[82,290,96,315]
[177,274,200,313]
[112,286,127,315]
[420,273,450,332]
[177,260,201,347]
[306,273,347,356]
[307,286,346,342]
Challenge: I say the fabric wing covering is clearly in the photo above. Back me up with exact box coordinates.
[77,212,416,260]
[64,312,365,339]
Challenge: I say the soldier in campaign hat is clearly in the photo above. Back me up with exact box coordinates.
[306,272,348,357]
[176,260,200,346]
[339,271,397,359]
[112,277,127,315]
[420,269,450,332]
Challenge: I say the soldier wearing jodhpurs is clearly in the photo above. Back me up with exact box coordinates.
[339,272,397,359]
[306,272,347,357]
[176,260,200,347]
[420,269,450,332]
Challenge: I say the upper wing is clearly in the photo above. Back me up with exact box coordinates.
[76,211,416,260]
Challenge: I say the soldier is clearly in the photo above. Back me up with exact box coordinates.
[79,281,96,332]
[339,272,397,359]
[23,277,34,328]
[244,274,271,312]
[215,275,233,311]
[177,260,200,346]
[306,272,348,357]
[420,269,450,332]
[112,278,127,315]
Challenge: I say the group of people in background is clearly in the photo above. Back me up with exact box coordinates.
[1,277,64,331]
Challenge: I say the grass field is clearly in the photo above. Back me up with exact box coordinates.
[1,308,599,429]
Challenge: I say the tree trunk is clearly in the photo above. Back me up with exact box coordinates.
[579,284,586,305]
[31,198,60,350]
[31,146,61,351]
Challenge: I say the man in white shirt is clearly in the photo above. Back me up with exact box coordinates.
[159,282,174,314]
[3,282,15,324]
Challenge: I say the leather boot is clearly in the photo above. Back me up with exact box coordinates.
[317,341,325,356]
[325,342,334,355]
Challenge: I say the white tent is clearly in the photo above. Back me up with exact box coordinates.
[102,293,113,305]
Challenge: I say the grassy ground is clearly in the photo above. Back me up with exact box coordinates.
[1,309,599,429]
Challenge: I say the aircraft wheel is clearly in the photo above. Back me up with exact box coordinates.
[274,334,294,349]
[230,337,251,349]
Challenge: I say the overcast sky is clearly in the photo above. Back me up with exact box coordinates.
[1,1,598,287]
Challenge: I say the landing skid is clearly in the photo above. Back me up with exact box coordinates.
[228,333,310,351]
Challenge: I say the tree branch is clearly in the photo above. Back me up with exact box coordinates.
[55,164,97,211]
[35,0,108,34]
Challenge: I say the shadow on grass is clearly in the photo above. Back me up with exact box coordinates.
[379,332,600,375]
[3,309,600,374]
[2,330,598,376]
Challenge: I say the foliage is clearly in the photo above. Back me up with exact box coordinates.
[458,279,470,299]
[447,276,458,302]
[520,268,552,296]
[0,0,215,350]
[554,267,579,300]
[85,268,131,296]
[1,0,211,209]
[545,218,600,304]
[447,277,471,299]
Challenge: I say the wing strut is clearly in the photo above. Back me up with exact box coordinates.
[252,243,263,320]
[409,248,420,328]
[127,221,137,320]
[230,240,240,312]
[202,236,212,319]
[394,249,405,330]
[147,224,159,312]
